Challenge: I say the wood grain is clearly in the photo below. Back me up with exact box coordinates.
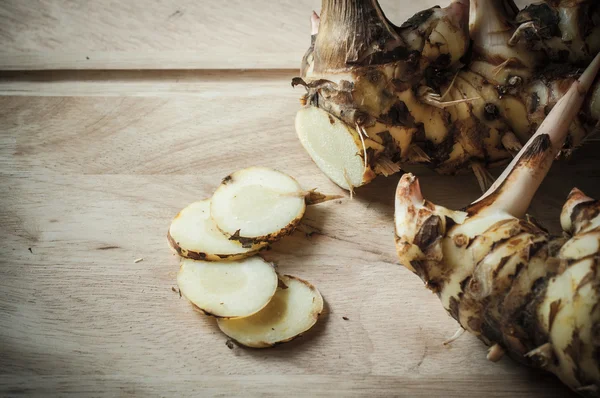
[0,0,532,70]
[0,0,591,394]
[0,375,574,397]
[0,73,595,396]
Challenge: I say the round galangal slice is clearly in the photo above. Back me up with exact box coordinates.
[168,199,266,261]
[177,257,278,318]
[211,167,306,244]
[217,274,324,347]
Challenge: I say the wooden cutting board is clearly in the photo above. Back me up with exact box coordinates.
[0,1,595,397]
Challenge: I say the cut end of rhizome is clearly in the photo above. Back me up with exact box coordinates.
[295,106,373,191]
[210,167,307,243]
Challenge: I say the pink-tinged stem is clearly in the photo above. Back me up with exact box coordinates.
[471,53,600,218]
[311,11,320,35]
[560,188,595,233]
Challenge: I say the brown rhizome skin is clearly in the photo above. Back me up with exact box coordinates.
[394,53,600,395]
[294,0,600,191]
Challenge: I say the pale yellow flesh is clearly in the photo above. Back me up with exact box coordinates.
[211,167,306,239]
[169,199,265,260]
[217,274,324,348]
[295,106,366,190]
[177,257,278,318]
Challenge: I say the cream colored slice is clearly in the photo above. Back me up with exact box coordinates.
[217,274,324,348]
[168,199,266,261]
[295,106,367,190]
[210,167,306,242]
[177,257,278,318]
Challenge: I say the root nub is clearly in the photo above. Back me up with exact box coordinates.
[524,342,555,369]
[486,343,505,362]
[443,327,466,346]
[305,189,343,205]
[501,132,523,156]
[508,21,537,46]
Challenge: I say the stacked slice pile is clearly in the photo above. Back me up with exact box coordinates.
[168,166,326,348]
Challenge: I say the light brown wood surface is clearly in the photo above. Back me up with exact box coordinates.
[0,0,531,70]
[0,0,595,396]
[1,69,597,397]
